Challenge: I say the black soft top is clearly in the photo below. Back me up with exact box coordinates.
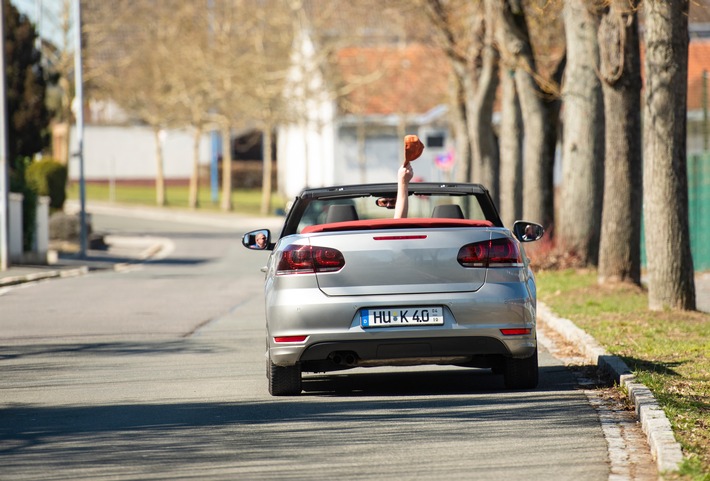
[299,182,491,200]
[279,182,504,238]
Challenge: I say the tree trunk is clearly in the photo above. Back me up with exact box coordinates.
[153,127,166,207]
[451,74,471,184]
[260,127,273,216]
[469,0,500,204]
[220,126,233,212]
[597,1,642,285]
[498,1,555,231]
[558,0,604,264]
[643,0,696,310]
[189,125,202,210]
[497,66,523,228]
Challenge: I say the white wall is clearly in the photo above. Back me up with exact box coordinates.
[335,127,454,186]
[276,101,336,199]
[69,125,211,181]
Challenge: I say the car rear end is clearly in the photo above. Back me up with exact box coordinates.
[265,222,538,392]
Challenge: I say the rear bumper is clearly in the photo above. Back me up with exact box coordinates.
[300,336,509,361]
[270,334,537,370]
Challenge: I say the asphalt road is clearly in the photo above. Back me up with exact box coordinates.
[0,213,613,480]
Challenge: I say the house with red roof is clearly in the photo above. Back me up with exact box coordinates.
[276,41,453,199]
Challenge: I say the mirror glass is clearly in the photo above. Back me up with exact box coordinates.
[513,221,544,242]
[242,229,270,250]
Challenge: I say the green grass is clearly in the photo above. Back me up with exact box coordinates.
[67,182,287,215]
[537,269,710,480]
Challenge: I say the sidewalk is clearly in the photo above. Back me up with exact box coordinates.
[0,235,170,288]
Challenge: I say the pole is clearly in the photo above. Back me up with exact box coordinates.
[1,1,10,270]
[73,0,87,257]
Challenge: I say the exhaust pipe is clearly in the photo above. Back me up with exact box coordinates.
[330,352,358,366]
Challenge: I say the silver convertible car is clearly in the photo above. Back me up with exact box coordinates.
[243,182,544,396]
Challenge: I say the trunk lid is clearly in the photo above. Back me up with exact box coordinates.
[309,227,490,296]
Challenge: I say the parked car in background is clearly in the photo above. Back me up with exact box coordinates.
[243,182,544,396]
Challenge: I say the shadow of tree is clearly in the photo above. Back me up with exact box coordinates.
[0,364,604,479]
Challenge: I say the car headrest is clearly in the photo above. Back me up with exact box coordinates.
[325,204,359,223]
[432,204,465,219]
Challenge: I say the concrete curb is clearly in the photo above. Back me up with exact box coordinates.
[538,302,685,474]
[0,266,90,287]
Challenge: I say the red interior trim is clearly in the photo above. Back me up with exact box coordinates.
[301,218,493,234]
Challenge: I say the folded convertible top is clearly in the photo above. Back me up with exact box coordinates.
[301,218,493,234]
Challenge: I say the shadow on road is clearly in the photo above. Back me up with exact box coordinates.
[0,340,222,361]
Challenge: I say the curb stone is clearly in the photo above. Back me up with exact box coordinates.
[0,266,89,287]
[538,302,685,474]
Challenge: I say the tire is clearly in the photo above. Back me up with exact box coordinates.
[503,349,539,390]
[268,358,302,396]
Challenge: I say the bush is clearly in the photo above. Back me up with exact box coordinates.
[10,157,38,252]
[26,158,68,210]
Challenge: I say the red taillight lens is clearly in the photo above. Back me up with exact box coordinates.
[276,244,345,275]
[312,246,345,272]
[277,245,313,274]
[457,238,522,268]
[488,238,522,266]
[274,336,308,343]
[457,242,488,267]
[500,328,532,336]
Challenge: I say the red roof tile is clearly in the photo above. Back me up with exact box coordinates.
[336,44,450,116]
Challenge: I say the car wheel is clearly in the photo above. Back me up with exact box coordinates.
[268,358,302,396]
[503,349,539,390]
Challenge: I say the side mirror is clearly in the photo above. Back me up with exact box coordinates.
[513,221,544,242]
[242,229,271,250]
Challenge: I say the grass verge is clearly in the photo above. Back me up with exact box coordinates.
[536,269,709,480]
[67,182,287,215]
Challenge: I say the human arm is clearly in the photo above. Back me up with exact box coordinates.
[394,162,413,219]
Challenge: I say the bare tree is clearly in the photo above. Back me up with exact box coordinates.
[597,0,642,285]
[169,4,214,210]
[41,0,74,165]
[497,64,523,227]
[204,0,296,213]
[643,0,696,310]
[421,0,499,200]
[84,1,187,207]
[496,1,556,232]
[558,0,604,264]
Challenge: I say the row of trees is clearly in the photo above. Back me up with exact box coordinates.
[411,0,695,311]
[83,0,301,214]
[3,0,51,250]
[78,1,695,310]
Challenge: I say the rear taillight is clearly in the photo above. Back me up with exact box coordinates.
[457,238,522,268]
[276,244,345,275]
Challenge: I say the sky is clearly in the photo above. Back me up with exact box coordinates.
[10,0,74,49]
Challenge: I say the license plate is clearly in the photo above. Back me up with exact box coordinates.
[360,307,444,328]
